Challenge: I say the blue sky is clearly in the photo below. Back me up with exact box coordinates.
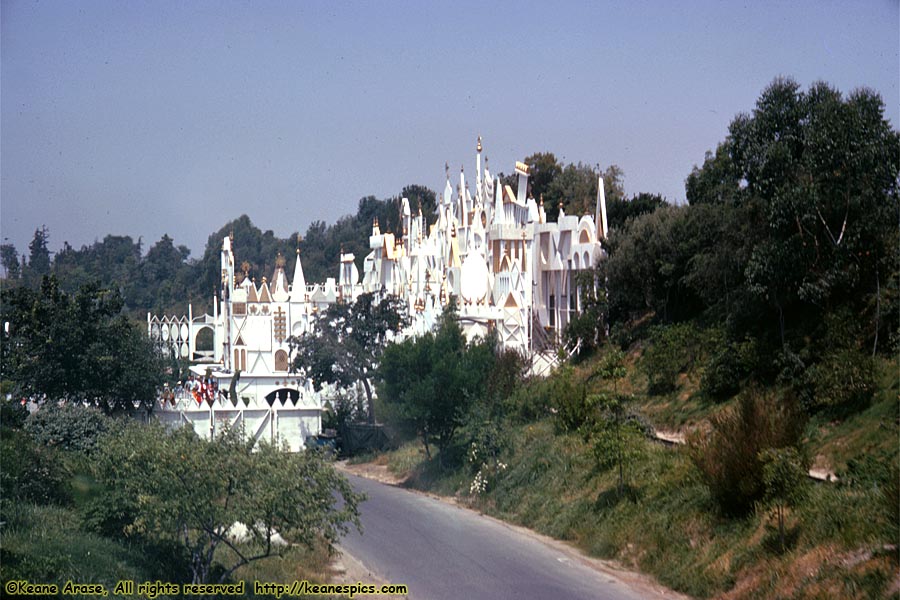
[2,0,897,259]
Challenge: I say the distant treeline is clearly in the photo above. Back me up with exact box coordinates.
[1,162,664,318]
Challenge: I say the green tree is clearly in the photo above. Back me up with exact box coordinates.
[588,347,645,497]
[377,302,493,466]
[605,192,667,231]
[759,446,808,552]
[688,78,900,355]
[141,235,193,313]
[1,242,21,279]
[289,292,409,424]
[92,422,363,585]
[1,276,164,413]
[25,226,51,282]
[545,162,600,220]
[564,266,608,358]
[522,152,562,202]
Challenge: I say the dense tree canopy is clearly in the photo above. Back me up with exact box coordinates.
[603,77,899,408]
[377,302,494,463]
[288,292,409,424]
[92,422,363,584]
[1,276,164,413]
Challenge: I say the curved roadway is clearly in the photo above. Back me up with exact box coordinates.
[339,473,674,600]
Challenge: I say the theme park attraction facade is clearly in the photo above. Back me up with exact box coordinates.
[149,139,610,450]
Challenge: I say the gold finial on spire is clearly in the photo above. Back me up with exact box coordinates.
[540,193,544,206]
[275,253,286,268]
[445,162,450,179]
[477,135,482,153]
[241,261,250,276]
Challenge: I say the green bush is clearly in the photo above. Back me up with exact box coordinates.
[700,337,758,401]
[687,388,807,516]
[642,323,704,395]
[805,348,875,413]
[24,403,115,455]
[0,429,72,512]
[0,397,29,429]
[549,367,595,433]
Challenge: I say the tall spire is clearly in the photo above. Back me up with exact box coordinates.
[290,245,306,301]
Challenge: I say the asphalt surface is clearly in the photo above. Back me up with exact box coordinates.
[339,473,656,600]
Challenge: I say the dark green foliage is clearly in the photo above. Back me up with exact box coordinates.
[1,242,21,279]
[605,192,667,231]
[504,376,554,423]
[1,277,165,413]
[805,348,875,413]
[485,346,529,409]
[563,267,608,358]
[26,226,51,281]
[51,235,146,310]
[700,335,759,401]
[0,397,29,429]
[759,446,808,552]
[0,429,72,511]
[289,292,409,424]
[604,78,899,425]
[642,323,705,395]
[550,366,595,433]
[24,403,114,455]
[377,302,494,465]
[92,422,363,585]
[696,78,899,352]
[81,485,140,540]
[688,389,807,516]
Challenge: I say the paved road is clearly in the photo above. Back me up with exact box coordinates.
[339,473,661,600]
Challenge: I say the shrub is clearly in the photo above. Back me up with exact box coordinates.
[24,402,114,455]
[0,397,29,429]
[643,323,704,395]
[687,388,807,516]
[805,348,875,413]
[504,378,552,423]
[0,429,72,513]
[700,337,758,401]
[550,367,595,433]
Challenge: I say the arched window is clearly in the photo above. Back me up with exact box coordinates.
[195,327,214,352]
[275,350,289,372]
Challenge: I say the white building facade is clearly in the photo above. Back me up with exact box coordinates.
[149,139,609,449]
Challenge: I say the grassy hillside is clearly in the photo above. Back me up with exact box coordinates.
[370,350,900,599]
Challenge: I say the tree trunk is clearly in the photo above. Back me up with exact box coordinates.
[421,431,431,460]
[361,377,375,424]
